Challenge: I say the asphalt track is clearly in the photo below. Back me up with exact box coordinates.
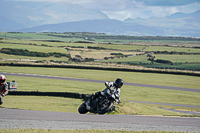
[0,108,200,132]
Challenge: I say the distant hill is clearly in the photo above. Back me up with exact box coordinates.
[0,0,109,28]
[167,10,200,20]
[16,15,200,37]
[16,19,165,36]
[0,15,24,31]
[123,10,200,37]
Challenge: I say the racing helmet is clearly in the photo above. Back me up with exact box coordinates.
[114,78,124,88]
[0,74,6,83]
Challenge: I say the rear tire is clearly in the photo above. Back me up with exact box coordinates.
[78,102,88,114]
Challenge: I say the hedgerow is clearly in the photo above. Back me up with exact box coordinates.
[0,48,70,58]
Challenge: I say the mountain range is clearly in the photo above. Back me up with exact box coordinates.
[0,0,108,30]
[0,0,199,37]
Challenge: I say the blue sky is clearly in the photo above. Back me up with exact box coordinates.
[7,0,200,20]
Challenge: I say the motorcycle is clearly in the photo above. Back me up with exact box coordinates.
[78,92,116,114]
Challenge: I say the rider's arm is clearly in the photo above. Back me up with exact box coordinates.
[105,81,114,88]
[114,88,121,103]
[104,82,121,103]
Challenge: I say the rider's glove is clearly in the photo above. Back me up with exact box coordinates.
[116,99,120,104]
[2,94,5,97]
[105,82,109,88]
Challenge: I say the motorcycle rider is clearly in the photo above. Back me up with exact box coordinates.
[0,74,8,105]
[86,78,124,110]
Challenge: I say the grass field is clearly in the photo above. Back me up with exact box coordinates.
[100,54,200,65]
[1,32,200,70]
[0,43,67,54]
[1,32,200,43]
[1,39,95,47]
[144,63,200,70]
[1,66,200,116]
[0,53,69,62]
[1,66,200,89]
[99,54,200,70]
[99,55,150,64]
[0,32,82,42]
[144,46,200,53]
[95,44,146,51]
[153,54,200,63]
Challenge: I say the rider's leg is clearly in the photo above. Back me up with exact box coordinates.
[86,92,101,110]
[0,96,3,105]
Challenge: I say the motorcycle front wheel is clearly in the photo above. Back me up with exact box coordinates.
[78,102,88,114]
[98,101,114,114]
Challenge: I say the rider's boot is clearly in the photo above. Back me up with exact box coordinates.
[86,95,94,110]
[86,99,91,110]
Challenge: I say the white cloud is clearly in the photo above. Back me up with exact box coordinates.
[12,0,200,20]
[176,2,200,13]
[27,16,44,21]
[101,2,200,20]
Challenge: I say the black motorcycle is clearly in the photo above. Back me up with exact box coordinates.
[78,92,116,114]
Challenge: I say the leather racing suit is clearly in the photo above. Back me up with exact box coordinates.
[0,82,8,105]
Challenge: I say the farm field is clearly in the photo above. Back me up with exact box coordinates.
[0,32,200,71]
[101,54,200,66]
[144,45,200,53]
[1,32,200,44]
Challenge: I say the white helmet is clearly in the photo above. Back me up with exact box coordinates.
[0,74,6,83]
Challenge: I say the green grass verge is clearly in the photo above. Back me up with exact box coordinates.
[2,96,82,113]
[4,75,200,107]
[0,129,191,133]
[2,96,190,116]
[144,63,200,70]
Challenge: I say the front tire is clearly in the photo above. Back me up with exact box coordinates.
[78,102,88,114]
[98,101,114,114]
